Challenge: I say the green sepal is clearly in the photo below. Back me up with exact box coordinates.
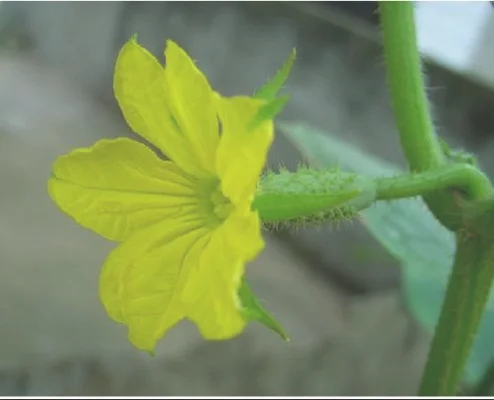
[254,48,296,102]
[249,96,289,131]
[238,279,289,341]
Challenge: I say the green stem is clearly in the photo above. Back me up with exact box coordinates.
[419,235,494,395]
[378,1,471,231]
[376,164,493,201]
[379,1,494,396]
[379,1,444,171]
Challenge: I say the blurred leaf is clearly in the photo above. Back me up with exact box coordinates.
[239,279,289,341]
[279,121,494,385]
[351,244,392,264]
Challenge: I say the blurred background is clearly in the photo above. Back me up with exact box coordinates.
[1,1,494,395]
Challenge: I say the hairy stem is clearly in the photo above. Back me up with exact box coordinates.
[378,1,470,231]
[379,1,444,171]
[376,164,493,201]
[379,1,494,396]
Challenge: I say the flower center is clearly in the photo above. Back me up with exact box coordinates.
[196,178,234,228]
[210,185,234,221]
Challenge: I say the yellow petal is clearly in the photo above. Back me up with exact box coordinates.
[114,37,205,176]
[99,217,211,351]
[164,41,219,171]
[184,208,264,339]
[48,137,200,242]
[214,95,274,206]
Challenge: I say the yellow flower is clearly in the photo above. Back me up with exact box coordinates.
[47,37,274,352]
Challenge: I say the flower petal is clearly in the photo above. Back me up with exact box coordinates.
[48,137,200,242]
[184,208,264,339]
[114,37,204,176]
[214,95,274,206]
[164,40,219,172]
[99,217,211,351]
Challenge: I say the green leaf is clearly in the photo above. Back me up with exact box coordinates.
[238,279,289,341]
[254,48,296,102]
[279,121,494,386]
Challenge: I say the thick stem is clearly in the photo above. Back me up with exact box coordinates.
[376,164,493,201]
[419,235,494,395]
